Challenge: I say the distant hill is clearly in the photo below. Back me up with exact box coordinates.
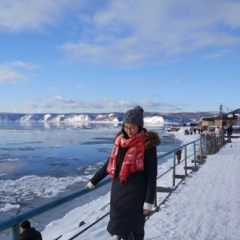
[228,109,240,115]
[0,111,218,124]
[158,111,219,121]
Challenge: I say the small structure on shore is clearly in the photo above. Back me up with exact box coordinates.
[199,114,238,128]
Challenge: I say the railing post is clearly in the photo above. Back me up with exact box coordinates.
[199,135,203,162]
[172,152,176,187]
[206,136,209,155]
[154,178,157,208]
[214,137,216,153]
[193,142,196,169]
[10,224,20,240]
[205,135,208,155]
[184,145,187,176]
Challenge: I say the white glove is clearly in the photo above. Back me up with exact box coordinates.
[143,202,153,211]
[86,181,95,189]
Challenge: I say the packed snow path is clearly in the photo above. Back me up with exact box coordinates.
[144,141,240,240]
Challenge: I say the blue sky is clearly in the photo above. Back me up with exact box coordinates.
[0,0,240,114]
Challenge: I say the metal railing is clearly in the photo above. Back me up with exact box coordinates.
[0,134,226,240]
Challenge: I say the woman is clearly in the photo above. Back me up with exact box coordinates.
[86,106,160,240]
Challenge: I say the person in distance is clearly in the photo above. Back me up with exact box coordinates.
[20,220,42,240]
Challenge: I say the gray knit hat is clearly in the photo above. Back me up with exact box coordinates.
[123,106,144,127]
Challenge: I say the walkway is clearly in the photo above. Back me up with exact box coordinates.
[144,139,240,240]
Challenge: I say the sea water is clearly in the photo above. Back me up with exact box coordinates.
[0,122,181,179]
[0,122,182,238]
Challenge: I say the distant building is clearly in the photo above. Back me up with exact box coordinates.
[199,117,215,127]
[199,112,238,127]
[228,109,240,123]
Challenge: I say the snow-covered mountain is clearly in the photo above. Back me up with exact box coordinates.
[0,111,217,124]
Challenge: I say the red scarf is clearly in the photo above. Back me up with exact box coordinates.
[107,128,148,183]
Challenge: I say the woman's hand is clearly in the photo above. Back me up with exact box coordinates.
[143,209,151,215]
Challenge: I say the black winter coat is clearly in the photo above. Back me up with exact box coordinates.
[227,125,233,135]
[90,131,160,238]
[20,227,42,240]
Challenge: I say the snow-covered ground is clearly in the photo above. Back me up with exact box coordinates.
[39,129,240,240]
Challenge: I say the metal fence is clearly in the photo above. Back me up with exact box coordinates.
[0,134,226,240]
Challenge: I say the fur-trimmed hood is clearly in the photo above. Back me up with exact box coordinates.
[115,130,160,150]
[145,130,160,150]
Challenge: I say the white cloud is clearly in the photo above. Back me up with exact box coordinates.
[0,69,27,84]
[48,86,60,93]
[22,96,181,112]
[9,61,39,70]
[22,102,53,109]
[1,1,239,66]
[2,1,239,67]
[76,84,85,90]
[203,49,236,59]
[0,0,82,31]
[0,61,39,84]
[61,0,240,66]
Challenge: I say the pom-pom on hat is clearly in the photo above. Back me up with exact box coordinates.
[21,220,31,229]
[123,106,144,127]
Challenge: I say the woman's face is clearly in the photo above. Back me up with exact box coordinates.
[123,124,139,138]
